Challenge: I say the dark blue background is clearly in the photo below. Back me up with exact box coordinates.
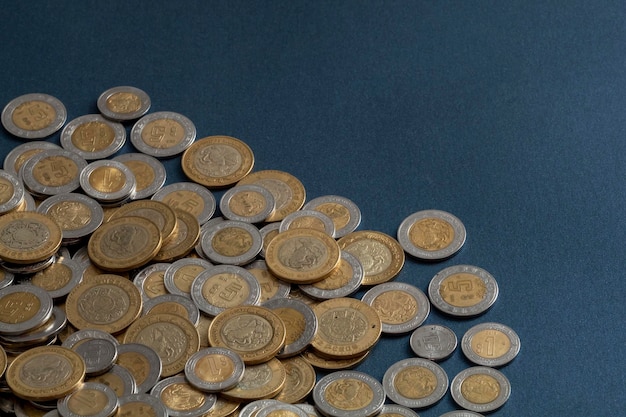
[1,1,625,415]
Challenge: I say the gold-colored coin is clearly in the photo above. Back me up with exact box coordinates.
[87,216,162,272]
[153,208,201,262]
[0,211,62,264]
[237,170,305,221]
[107,199,177,244]
[71,121,116,152]
[274,355,316,404]
[12,100,56,131]
[196,314,213,348]
[5,345,85,401]
[265,228,341,284]
[301,348,369,370]
[182,135,255,188]
[123,313,200,377]
[31,154,81,188]
[311,297,382,360]
[220,357,286,401]
[0,345,6,379]
[208,305,286,365]
[65,274,143,334]
[200,397,240,417]
[337,230,405,286]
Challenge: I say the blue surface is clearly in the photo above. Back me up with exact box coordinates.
[1,1,625,415]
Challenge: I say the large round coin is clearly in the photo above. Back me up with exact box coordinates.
[450,367,511,413]
[397,209,466,261]
[151,375,216,417]
[361,282,430,334]
[237,170,305,222]
[57,382,119,417]
[382,357,448,409]
[461,322,521,367]
[313,370,385,417]
[2,93,67,139]
[0,211,62,264]
[184,347,245,392]
[97,86,151,121]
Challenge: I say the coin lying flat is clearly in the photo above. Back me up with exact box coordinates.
[150,375,216,417]
[301,348,369,371]
[302,195,362,238]
[397,209,466,261]
[97,86,151,121]
[410,324,458,361]
[57,381,119,417]
[200,219,263,265]
[0,211,62,265]
[313,370,385,417]
[87,364,137,397]
[107,199,177,245]
[184,347,245,393]
[461,322,521,367]
[60,114,126,160]
[0,169,24,215]
[450,366,511,413]
[151,181,216,225]
[37,192,104,244]
[237,170,305,222]
[116,342,162,394]
[2,93,67,139]
[20,148,87,197]
[117,393,167,417]
[273,355,316,404]
[131,111,196,158]
[382,357,448,409]
[298,251,363,300]
[0,284,54,336]
[256,402,310,417]
[262,297,318,358]
[112,152,166,200]
[220,358,286,402]
[279,209,336,237]
[163,257,213,298]
[220,184,276,224]
[74,338,118,376]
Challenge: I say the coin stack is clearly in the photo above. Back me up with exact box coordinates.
[0,88,519,417]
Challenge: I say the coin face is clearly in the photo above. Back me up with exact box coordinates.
[0,211,62,264]
[361,282,430,334]
[113,152,166,200]
[153,208,201,262]
[98,86,151,121]
[200,220,263,265]
[1,93,67,139]
[60,114,126,160]
[151,181,217,225]
[116,343,162,394]
[80,159,137,203]
[303,195,362,239]
[220,358,286,401]
[108,199,177,245]
[410,324,458,361]
[21,149,87,197]
[57,381,119,417]
[382,357,448,409]
[461,322,521,367]
[87,364,137,397]
[397,209,466,261]
[220,184,276,223]
[279,209,336,237]
[237,170,305,221]
[0,170,24,215]
[184,347,245,393]
[131,111,196,158]
[262,297,318,358]
[37,192,104,243]
[450,366,511,413]
[312,370,385,417]
[0,284,54,337]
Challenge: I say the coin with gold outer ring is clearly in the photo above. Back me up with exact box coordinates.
[0,211,62,264]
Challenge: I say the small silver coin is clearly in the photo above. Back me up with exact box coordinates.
[279,209,336,237]
[220,184,276,223]
[20,148,88,197]
[37,192,104,243]
[184,347,245,392]
[245,259,291,303]
[150,375,216,417]
[164,257,213,298]
[143,293,200,325]
[60,114,126,160]
[2,93,67,139]
[0,169,24,214]
[117,393,167,417]
[262,297,318,358]
[302,194,362,238]
[74,338,118,376]
[0,285,53,336]
[132,262,171,302]
[461,322,521,367]
[152,181,216,225]
[377,404,421,417]
[57,382,118,417]
[397,209,466,261]
[3,141,61,178]
[0,306,66,346]
[79,159,136,203]
[450,366,511,413]
[97,86,151,121]
[112,152,167,200]
[361,281,429,334]
[130,111,196,158]
[410,324,458,361]
[299,250,363,300]
[116,342,162,394]
[428,265,498,317]
[313,371,385,417]
[256,403,310,417]
[61,328,120,349]
[382,357,448,409]
[87,364,137,397]
[200,219,262,265]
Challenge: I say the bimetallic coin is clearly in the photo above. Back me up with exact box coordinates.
[428,265,499,317]
[258,222,280,258]
[143,293,200,325]
[200,219,262,265]
[60,114,126,160]
[238,399,282,417]
[274,355,317,404]
[263,297,318,358]
[450,367,511,413]
[294,403,323,417]
[0,267,14,289]
[80,159,136,204]
[237,170,305,221]
[461,322,521,367]
[151,181,216,225]
[37,193,104,243]
[132,262,171,301]
[439,412,485,417]
[118,393,167,417]
[303,195,362,239]
[2,93,67,139]
[220,184,275,223]
[57,382,118,417]
[131,111,196,158]
[220,358,286,401]
[0,306,66,347]
[279,209,336,237]
[20,148,87,197]
[164,257,213,298]
[0,285,53,336]
[0,344,6,379]
[410,324,458,361]
[154,208,201,262]
[116,343,162,394]
[3,141,61,178]
[313,371,385,417]
[246,260,291,303]
[377,404,421,417]
[382,357,448,409]
[74,338,118,376]
[361,282,430,334]
[397,209,466,261]
[28,256,83,299]
[0,211,62,265]
[184,347,245,393]
[150,375,216,417]
[256,403,310,417]
[97,86,151,121]
[112,152,166,200]
[87,364,137,397]
[0,169,24,214]
[299,251,363,300]
[108,199,178,245]
[301,348,369,370]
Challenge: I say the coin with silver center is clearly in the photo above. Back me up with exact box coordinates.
[2,93,67,139]
[245,259,291,302]
[20,148,88,197]
[79,159,136,204]
[116,343,162,394]
[57,382,118,417]
[220,184,276,223]
[184,347,245,392]
[0,285,53,336]
[450,366,511,413]
[279,209,336,237]
[410,324,457,361]
[60,114,126,160]
[302,194,362,238]
[397,209,466,261]
[130,111,196,158]
[150,375,216,417]
[262,297,318,358]
[0,169,24,214]
[200,219,263,265]
[461,322,521,367]
[112,152,167,200]
[152,181,216,225]
[313,371,385,417]
[382,357,448,409]
[97,86,151,121]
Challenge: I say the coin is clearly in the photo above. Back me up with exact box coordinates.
[151,181,216,225]
[220,357,286,401]
[60,114,126,160]
[5,345,85,401]
[3,141,61,178]
[116,342,162,394]
[97,86,151,121]
[182,135,255,188]
[438,412,485,417]
[273,355,316,404]
[0,169,24,215]
[208,305,286,365]
[220,184,276,223]
[265,228,341,284]
[237,170,305,221]
[258,222,281,258]
[293,403,323,417]
[200,219,263,265]
[112,152,167,200]
[117,393,167,417]
[397,209,466,261]
[312,370,385,417]
[150,375,216,417]
[143,293,200,325]
[262,297,317,358]
[428,265,499,317]
[123,313,200,377]
[0,306,66,347]
[302,195,361,239]
[337,230,405,286]
[382,357,448,409]
[57,381,118,417]
[131,111,196,158]
[132,262,171,301]
[410,324,457,361]
[298,250,363,300]
[184,347,245,393]
[450,366,511,413]
[153,208,201,262]
[461,322,521,367]
[310,297,381,360]
[0,285,53,336]
[65,274,143,334]
[74,337,118,376]
[37,193,104,244]
[163,257,213,298]
[0,267,14,289]
[87,364,137,397]
[245,260,291,303]
[87,216,162,272]
[108,199,178,244]
[231,398,281,417]
[256,402,310,417]
[301,348,369,370]
[79,159,137,204]
[60,328,120,350]
[201,396,240,417]
[0,211,62,265]
[28,257,82,300]
[377,404,421,417]
[279,209,336,237]
[361,282,430,334]
[20,148,87,197]
[2,93,67,139]
[0,345,6,379]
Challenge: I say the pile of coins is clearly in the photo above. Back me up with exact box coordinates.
[0,88,520,417]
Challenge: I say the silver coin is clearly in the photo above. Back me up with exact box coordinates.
[143,293,200,325]
[428,265,498,317]
[279,209,336,237]
[410,324,458,361]
[0,267,14,289]
[116,342,162,394]
[397,209,466,261]
[258,221,280,258]
[60,114,126,160]
[118,393,167,417]
[57,382,118,417]
[302,195,362,238]
[28,256,83,300]
[130,111,196,158]
[0,306,66,346]
[245,259,291,302]
[299,251,363,300]
[150,375,216,417]
[200,219,262,265]
[132,262,171,301]
[190,264,261,317]
[0,169,24,214]
[438,412,485,417]
[74,338,118,376]
[220,184,276,223]
[239,399,283,417]
[61,328,120,349]
[361,282,430,334]
[152,181,216,225]
[450,366,511,413]
[112,152,167,200]
[461,322,521,367]
[3,141,61,178]
[184,347,245,392]
[88,364,137,397]
[382,357,448,409]
[256,403,310,417]
[1,93,67,139]
[0,285,53,335]
[262,297,317,358]
[313,371,385,417]
[37,192,104,242]
[97,86,151,121]
[20,148,87,197]
[163,257,213,298]
[377,404,421,417]
[79,159,136,203]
